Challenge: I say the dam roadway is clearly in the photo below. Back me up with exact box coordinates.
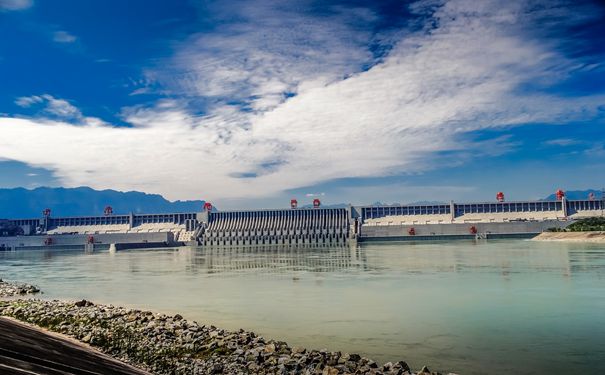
[1,196,603,249]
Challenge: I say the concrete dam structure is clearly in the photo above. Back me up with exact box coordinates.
[203,208,349,246]
[1,193,604,250]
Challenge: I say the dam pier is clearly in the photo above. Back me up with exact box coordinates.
[1,192,604,250]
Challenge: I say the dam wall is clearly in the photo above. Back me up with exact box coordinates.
[359,220,569,241]
[359,198,603,225]
[203,208,349,246]
[0,232,173,251]
[1,197,603,248]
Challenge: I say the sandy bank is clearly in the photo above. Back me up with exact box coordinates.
[533,231,605,242]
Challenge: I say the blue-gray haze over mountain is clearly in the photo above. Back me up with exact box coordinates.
[0,187,205,218]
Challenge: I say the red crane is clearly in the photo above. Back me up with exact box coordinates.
[290,199,298,209]
[555,189,565,201]
[408,227,416,236]
[103,206,113,216]
[203,202,213,212]
[496,192,505,202]
[313,198,321,208]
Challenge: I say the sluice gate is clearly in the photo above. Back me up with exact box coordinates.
[203,208,350,246]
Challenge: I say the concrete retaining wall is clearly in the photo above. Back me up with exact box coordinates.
[359,220,569,241]
[0,232,173,251]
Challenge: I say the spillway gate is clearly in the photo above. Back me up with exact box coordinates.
[202,208,350,246]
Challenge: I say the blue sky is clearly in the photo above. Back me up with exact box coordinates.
[0,0,604,208]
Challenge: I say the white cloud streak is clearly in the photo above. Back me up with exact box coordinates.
[53,30,77,43]
[0,0,32,11]
[14,94,104,125]
[0,0,604,205]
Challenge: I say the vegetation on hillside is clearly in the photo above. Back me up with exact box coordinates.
[549,217,605,232]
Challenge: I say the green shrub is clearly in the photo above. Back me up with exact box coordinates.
[567,217,605,232]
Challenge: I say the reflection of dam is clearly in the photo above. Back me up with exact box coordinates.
[177,245,371,274]
[1,197,603,249]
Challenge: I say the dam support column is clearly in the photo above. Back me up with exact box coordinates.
[562,197,568,217]
[450,200,456,223]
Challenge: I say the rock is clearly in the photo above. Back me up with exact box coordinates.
[396,361,411,372]
[211,363,223,373]
[292,346,306,354]
[264,343,276,353]
[419,365,431,373]
[348,353,361,362]
[322,366,339,375]
[74,300,93,307]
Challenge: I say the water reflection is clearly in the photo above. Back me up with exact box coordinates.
[1,240,604,375]
[176,245,373,275]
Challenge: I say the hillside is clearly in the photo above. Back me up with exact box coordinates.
[543,189,603,201]
[0,187,205,218]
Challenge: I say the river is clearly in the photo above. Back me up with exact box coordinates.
[1,240,604,374]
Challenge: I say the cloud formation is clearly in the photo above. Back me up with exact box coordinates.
[14,94,104,125]
[0,0,32,11]
[1,0,604,204]
[52,30,77,43]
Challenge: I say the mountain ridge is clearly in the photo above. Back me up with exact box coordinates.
[0,186,205,218]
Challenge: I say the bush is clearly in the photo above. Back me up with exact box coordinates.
[567,217,605,232]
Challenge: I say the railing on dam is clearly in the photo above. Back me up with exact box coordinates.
[203,208,349,246]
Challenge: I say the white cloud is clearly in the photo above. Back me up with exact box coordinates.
[15,95,44,107]
[0,0,604,205]
[0,0,32,11]
[145,0,382,113]
[544,138,581,147]
[14,94,104,125]
[53,30,77,43]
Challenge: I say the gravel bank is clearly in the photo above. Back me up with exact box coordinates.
[0,299,455,375]
[0,278,41,297]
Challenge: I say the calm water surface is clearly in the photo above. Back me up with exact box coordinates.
[1,240,604,374]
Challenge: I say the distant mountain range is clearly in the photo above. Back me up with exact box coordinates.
[0,187,205,218]
[542,189,603,201]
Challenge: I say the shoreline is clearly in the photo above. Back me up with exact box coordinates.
[0,278,41,297]
[0,298,453,375]
[532,231,605,242]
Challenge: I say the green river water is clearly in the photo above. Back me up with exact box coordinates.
[1,240,604,374]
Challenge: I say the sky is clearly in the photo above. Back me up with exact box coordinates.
[0,0,604,209]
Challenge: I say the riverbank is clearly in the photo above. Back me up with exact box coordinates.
[0,299,450,375]
[532,231,605,242]
[0,279,40,297]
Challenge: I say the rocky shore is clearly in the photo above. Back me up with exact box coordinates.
[0,278,41,297]
[0,299,453,375]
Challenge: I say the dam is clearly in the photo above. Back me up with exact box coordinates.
[1,193,603,250]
